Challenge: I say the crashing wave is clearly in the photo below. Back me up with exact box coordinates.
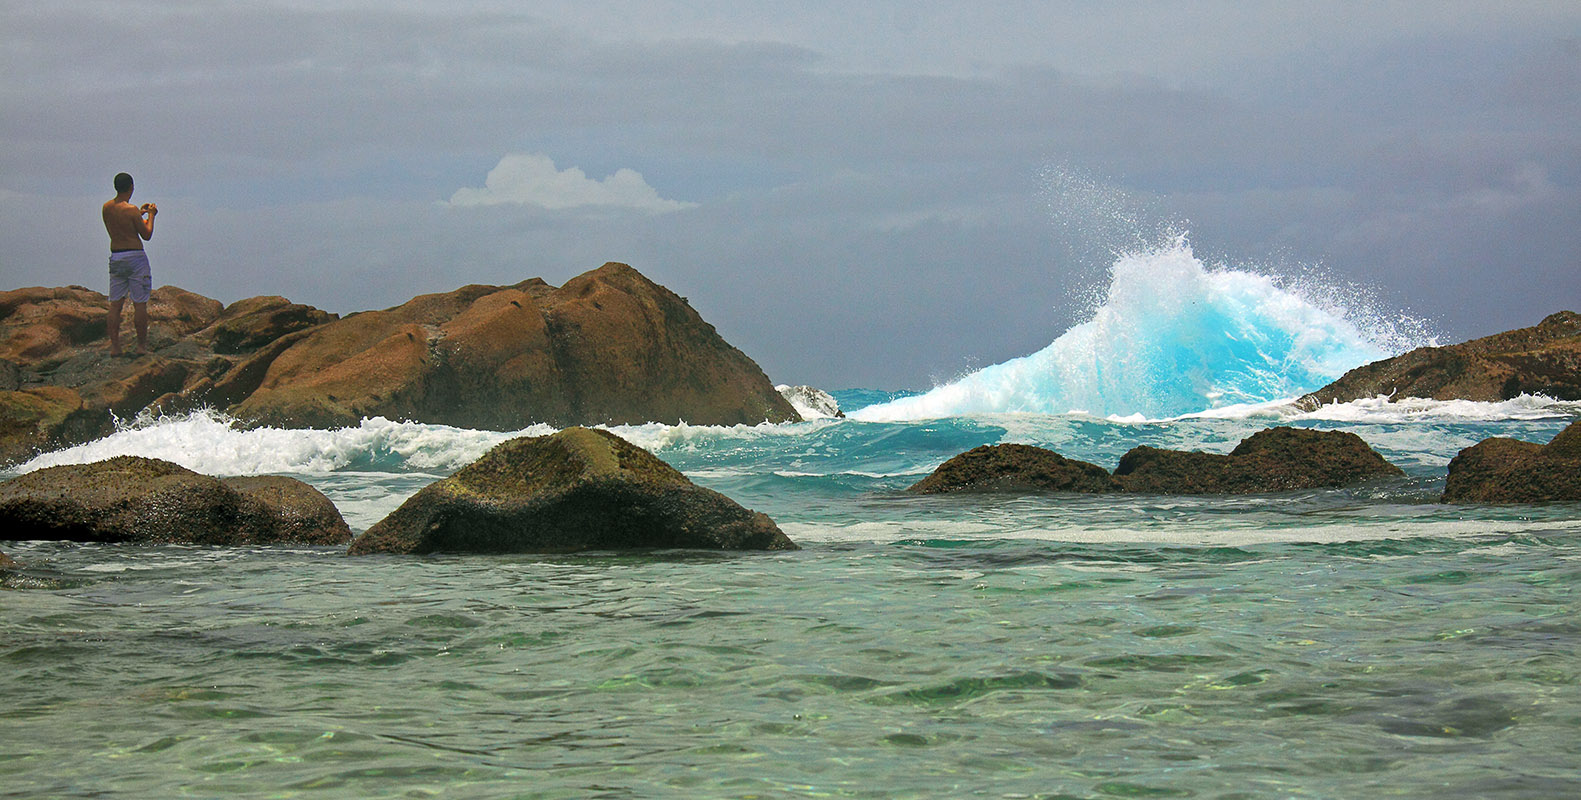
[856,236,1422,421]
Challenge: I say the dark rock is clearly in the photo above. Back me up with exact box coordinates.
[907,443,1122,494]
[1115,427,1404,494]
[1298,311,1581,408]
[348,427,796,554]
[1442,420,1581,503]
[0,456,352,545]
[0,549,15,569]
[912,428,1403,498]
[221,475,354,545]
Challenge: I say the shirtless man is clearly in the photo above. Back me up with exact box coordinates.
[102,172,157,356]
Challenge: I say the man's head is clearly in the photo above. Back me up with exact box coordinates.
[113,173,134,195]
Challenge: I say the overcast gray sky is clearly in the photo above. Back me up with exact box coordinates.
[4,1,1578,389]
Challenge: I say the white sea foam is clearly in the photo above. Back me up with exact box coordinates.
[8,408,842,479]
[12,410,545,477]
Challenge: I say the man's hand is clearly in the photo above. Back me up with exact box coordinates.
[141,203,158,217]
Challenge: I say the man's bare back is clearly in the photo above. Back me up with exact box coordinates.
[102,197,155,251]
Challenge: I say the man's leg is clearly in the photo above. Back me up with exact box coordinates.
[132,302,149,354]
[108,297,125,355]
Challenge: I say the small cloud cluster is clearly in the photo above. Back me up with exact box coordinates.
[446,153,697,214]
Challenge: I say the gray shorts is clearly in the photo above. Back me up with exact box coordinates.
[108,251,152,304]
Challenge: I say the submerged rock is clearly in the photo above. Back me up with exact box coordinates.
[777,384,843,419]
[0,456,352,545]
[1442,420,1581,503]
[1297,311,1581,408]
[907,443,1121,494]
[349,427,796,554]
[1115,427,1404,494]
[910,427,1403,497]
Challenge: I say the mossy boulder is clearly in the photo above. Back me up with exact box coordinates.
[0,456,352,545]
[1115,427,1404,494]
[1442,420,1581,503]
[349,427,796,554]
[907,443,1121,494]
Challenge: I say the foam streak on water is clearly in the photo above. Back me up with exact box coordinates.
[857,236,1407,421]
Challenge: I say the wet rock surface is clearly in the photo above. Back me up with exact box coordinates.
[911,427,1404,496]
[0,456,352,545]
[907,443,1121,494]
[1299,311,1581,408]
[1114,427,1405,495]
[1442,420,1581,503]
[349,427,796,555]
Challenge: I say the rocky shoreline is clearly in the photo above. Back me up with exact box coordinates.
[0,263,797,466]
[0,288,1576,564]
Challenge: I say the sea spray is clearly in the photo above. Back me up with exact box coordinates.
[855,236,1416,421]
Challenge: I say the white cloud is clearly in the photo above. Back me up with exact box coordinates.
[446,153,697,213]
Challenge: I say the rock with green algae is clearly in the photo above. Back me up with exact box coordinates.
[0,456,352,545]
[1442,419,1581,503]
[349,427,797,554]
[1114,427,1405,495]
[907,444,1122,494]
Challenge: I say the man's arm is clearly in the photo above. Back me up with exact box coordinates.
[137,203,156,240]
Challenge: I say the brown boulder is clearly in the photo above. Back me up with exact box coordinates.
[1298,311,1581,408]
[201,296,336,354]
[1115,427,1404,494]
[236,263,797,429]
[907,443,1122,494]
[349,427,796,555]
[1442,420,1581,503]
[0,456,352,545]
[0,284,326,464]
[0,549,15,569]
[0,385,84,465]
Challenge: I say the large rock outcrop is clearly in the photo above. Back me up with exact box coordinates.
[0,456,352,545]
[0,263,797,464]
[1297,311,1581,409]
[909,427,1404,496]
[234,263,795,429]
[908,444,1121,494]
[349,427,796,554]
[1441,420,1581,503]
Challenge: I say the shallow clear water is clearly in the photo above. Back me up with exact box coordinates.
[4,397,1580,798]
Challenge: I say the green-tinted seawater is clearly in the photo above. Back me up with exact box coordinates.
[4,403,1580,797]
[4,529,1579,798]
